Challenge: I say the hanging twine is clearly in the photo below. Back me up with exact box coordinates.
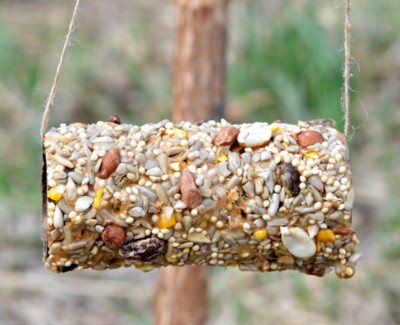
[343,0,351,138]
[40,0,81,142]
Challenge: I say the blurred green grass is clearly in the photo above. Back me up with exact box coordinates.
[0,1,400,324]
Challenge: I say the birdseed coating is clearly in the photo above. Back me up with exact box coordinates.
[42,117,361,279]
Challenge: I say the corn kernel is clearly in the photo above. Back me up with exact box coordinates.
[48,187,63,201]
[303,151,319,159]
[317,229,336,243]
[183,248,190,254]
[93,190,104,208]
[272,125,279,133]
[168,162,181,172]
[216,154,227,164]
[172,128,187,139]
[134,264,155,272]
[253,228,268,240]
[157,213,176,229]
[166,257,178,263]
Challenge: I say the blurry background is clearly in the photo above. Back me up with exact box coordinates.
[0,0,399,324]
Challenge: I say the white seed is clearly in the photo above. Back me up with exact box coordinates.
[262,214,271,221]
[281,226,316,258]
[77,158,86,166]
[75,196,94,212]
[54,206,64,228]
[314,202,322,210]
[292,158,300,167]
[327,164,334,171]
[307,159,315,167]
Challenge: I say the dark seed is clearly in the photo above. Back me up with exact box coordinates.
[107,114,121,124]
[277,163,300,196]
[196,119,220,126]
[61,264,78,273]
[119,238,167,261]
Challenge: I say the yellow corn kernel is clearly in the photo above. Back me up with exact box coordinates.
[134,264,155,272]
[253,228,267,240]
[303,151,319,159]
[93,190,104,208]
[48,187,63,201]
[317,229,336,243]
[168,162,181,172]
[157,213,176,229]
[216,154,227,164]
[272,125,280,133]
[166,257,178,263]
[189,249,195,257]
[316,241,321,253]
[228,263,238,268]
[183,248,190,254]
[172,128,187,139]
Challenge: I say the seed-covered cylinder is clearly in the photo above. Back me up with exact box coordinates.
[42,117,360,279]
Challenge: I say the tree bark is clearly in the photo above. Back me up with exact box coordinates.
[172,0,228,123]
[153,1,228,325]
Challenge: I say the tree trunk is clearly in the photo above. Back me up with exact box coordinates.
[153,1,228,325]
[172,0,228,123]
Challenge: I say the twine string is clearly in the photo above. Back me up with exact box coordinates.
[40,0,81,142]
[343,0,351,138]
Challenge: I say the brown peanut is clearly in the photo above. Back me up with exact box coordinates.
[179,171,202,209]
[98,148,121,179]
